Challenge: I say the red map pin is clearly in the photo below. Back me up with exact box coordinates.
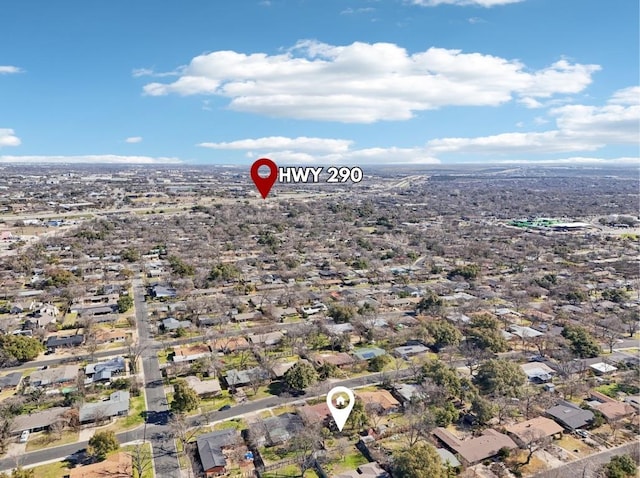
[250,158,278,199]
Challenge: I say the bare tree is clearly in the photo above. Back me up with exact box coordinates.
[129,443,153,478]
[126,338,148,374]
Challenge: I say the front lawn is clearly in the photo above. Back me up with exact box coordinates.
[32,461,70,478]
[26,430,80,452]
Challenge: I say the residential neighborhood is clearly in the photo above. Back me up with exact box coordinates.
[0,164,637,478]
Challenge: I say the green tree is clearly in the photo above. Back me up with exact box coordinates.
[430,402,460,427]
[88,430,119,461]
[448,263,480,280]
[475,359,526,397]
[425,320,462,350]
[602,288,628,303]
[416,290,443,315]
[420,360,461,398]
[284,361,318,391]
[328,304,356,324]
[46,268,77,287]
[0,334,44,362]
[120,247,140,262]
[393,442,448,478]
[368,354,391,372]
[317,362,339,380]
[471,395,498,425]
[208,263,241,282]
[346,398,369,431]
[168,255,195,276]
[561,324,600,358]
[604,454,637,478]
[466,314,509,353]
[117,295,133,313]
[171,379,200,413]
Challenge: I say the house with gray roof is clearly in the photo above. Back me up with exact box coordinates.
[85,356,126,383]
[197,429,241,476]
[29,365,79,388]
[79,390,130,424]
[11,406,70,435]
[225,367,270,388]
[0,372,23,391]
[252,413,304,447]
[353,347,386,361]
[162,317,193,331]
[546,400,594,430]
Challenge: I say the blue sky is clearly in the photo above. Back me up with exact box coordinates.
[0,0,638,166]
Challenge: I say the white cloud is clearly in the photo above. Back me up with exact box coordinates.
[0,155,181,164]
[0,66,23,74]
[341,7,376,14]
[468,16,486,23]
[608,86,640,106]
[426,87,640,155]
[198,136,353,153]
[488,156,639,165]
[0,129,21,147]
[142,40,599,123]
[410,0,524,7]
[132,67,183,78]
[125,136,143,143]
[204,135,439,165]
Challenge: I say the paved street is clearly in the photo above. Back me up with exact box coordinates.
[133,277,181,478]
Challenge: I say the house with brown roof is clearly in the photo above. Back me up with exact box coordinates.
[506,417,564,447]
[433,427,517,465]
[211,336,250,353]
[298,402,331,426]
[587,391,636,422]
[357,390,400,414]
[172,344,212,363]
[184,375,222,397]
[311,352,355,369]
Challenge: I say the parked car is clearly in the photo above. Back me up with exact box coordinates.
[19,431,29,443]
[219,404,231,411]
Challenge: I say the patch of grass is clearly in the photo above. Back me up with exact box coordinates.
[176,438,189,469]
[157,349,172,364]
[272,405,295,415]
[197,390,235,414]
[31,461,70,478]
[122,443,154,478]
[596,383,640,397]
[26,430,80,452]
[557,435,591,454]
[213,418,246,431]
[261,464,318,478]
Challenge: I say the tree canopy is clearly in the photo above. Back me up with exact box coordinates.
[284,361,318,391]
[475,359,526,397]
[0,334,44,362]
[465,314,509,353]
[561,324,600,358]
[393,442,448,478]
[416,290,443,315]
[328,304,355,324]
[171,379,200,413]
[604,454,637,478]
[117,294,133,313]
[425,319,462,349]
[88,430,119,461]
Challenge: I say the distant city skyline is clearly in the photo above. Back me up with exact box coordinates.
[0,0,638,166]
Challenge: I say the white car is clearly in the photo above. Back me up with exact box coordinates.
[19,430,29,443]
